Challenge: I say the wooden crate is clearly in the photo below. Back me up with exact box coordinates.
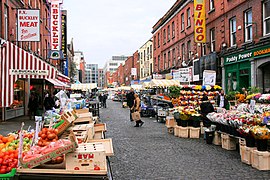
[83,138,114,157]
[94,123,107,132]
[179,126,189,138]
[174,126,179,137]
[240,146,257,165]
[213,131,222,146]
[74,117,93,125]
[165,117,176,128]
[94,131,104,140]
[74,109,89,114]
[221,133,236,150]
[167,127,174,134]
[66,143,106,171]
[252,150,270,171]
[189,127,200,139]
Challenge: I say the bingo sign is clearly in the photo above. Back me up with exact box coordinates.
[17,9,40,42]
[194,0,206,43]
[49,0,63,59]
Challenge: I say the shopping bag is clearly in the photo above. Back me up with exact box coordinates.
[132,111,141,121]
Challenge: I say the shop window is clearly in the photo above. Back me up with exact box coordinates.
[230,17,237,46]
[227,72,238,91]
[263,0,270,36]
[245,9,253,42]
[240,69,249,75]
[12,80,25,108]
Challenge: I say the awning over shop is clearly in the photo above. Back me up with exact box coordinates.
[149,79,180,88]
[131,84,143,91]
[0,41,57,107]
[142,82,150,89]
[71,83,97,91]
[46,79,64,89]
[117,86,131,91]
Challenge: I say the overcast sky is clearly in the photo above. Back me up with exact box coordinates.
[63,0,176,68]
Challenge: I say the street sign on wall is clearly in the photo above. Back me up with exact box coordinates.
[17,9,40,42]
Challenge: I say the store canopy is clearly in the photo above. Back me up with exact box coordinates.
[71,83,97,91]
[117,86,131,91]
[142,82,151,89]
[0,41,57,107]
[149,79,180,88]
[46,79,70,89]
[131,84,143,91]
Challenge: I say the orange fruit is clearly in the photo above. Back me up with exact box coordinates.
[2,137,8,144]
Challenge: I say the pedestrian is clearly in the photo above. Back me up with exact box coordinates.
[103,93,108,108]
[126,88,135,121]
[44,92,55,111]
[131,93,144,127]
[28,92,38,120]
[217,90,230,110]
[98,93,103,108]
[200,95,215,128]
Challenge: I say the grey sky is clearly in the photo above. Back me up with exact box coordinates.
[63,0,176,68]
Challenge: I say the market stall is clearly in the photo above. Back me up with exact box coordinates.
[0,91,114,179]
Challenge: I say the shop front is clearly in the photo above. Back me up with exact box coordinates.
[223,44,270,93]
[0,41,57,121]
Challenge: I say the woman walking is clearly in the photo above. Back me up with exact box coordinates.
[132,93,144,127]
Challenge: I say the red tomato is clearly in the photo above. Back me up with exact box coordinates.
[0,168,6,174]
[9,153,14,159]
[0,152,4,158]
[0,158,3,164]
[3,155,9,161]
[2,160,8,166]
[6,167,11,173]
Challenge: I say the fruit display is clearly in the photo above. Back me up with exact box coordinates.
[37,128,59,147]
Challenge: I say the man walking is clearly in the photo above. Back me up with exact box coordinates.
[126,88,135,121]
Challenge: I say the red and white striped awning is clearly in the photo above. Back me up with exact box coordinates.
[0,41,57,107]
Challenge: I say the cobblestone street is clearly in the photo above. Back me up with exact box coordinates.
[101,100,270,180]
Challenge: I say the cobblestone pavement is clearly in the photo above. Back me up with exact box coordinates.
[101,100,270,180]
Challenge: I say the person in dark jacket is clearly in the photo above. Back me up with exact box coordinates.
[217,90,230,110]
[200,95,215,127]
[28,92,39,120]
[103,93,108,108]
[126,88,135,121]
[44,93,55,111]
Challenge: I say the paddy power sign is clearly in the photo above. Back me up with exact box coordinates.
[194,0,206,43]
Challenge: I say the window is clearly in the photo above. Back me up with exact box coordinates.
[172,48,176,66]
[187,8,191,27]
[147,47,149,60]
[167,25,170,41]
[181,13,185,31]
[163,29,166,44]
[187,40,191,59]
[158,33,160,47]
[181,43,185,61]
[4,5,8,40]
[210,28,216,52]
[168,51,171,68]
[144,50,146,61]
[202,43,206,56]
[209,0,214,11]
[245,9,252,42]
[150,45,152,59]
[154,36,156,49]
[158,55,160,70]
[230,17,237,46]
[172,21,175,38]
[163,53,167,69]
[263,0,270,36]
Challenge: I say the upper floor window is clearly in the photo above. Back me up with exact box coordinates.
[163,53,167,69]
[181,43,185,61]
[163,29,166,44]
[181,13,185,31]
[210,28,216,52]
[168,51,171,68]
[245,9,252,42]
[263,0,270,36]
[187,40,191,59]
[172,21,175,38]
[202,43,206,56]
[158,55,160,70]
[210,0,215,11]
[158,33,160,47]
[230,17,237,46]
[4,5,8,40]
[154,36,156,49]
[187,8,191,27]
[167,25,170,41]
[172,48,176,66]
[150,45,152,59]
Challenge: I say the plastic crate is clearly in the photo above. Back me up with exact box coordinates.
[0,168,16,180]
[221,133,236,150]
[189,127,200,139]
[174,126,179,137]
[240,146,257,165]
[179,126,189,138]
[213,131,222,146]
[252,150,270,171]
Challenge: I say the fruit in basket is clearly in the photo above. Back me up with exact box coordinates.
[37,128,59,147]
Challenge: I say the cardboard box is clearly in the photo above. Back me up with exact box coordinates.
[20,133,78,169]
[55,116,73,136]
[65,143,106,171]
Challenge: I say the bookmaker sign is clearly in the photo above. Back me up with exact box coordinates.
[17,9,40,42]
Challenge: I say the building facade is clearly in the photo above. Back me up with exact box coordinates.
[98,69,104,88]
[74,51,85,83]
[85,64,98,84]
[139,38,154,80]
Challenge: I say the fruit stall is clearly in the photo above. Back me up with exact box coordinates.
[0,94,114,179]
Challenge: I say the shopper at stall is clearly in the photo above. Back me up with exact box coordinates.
[217,90,230,110]
[28,92,38,120]
[126,88,135,121]
[200,95,215,127]
[131,93,144,127]
[44,93,55,111]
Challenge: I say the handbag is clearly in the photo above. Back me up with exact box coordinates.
[132,111,141,121]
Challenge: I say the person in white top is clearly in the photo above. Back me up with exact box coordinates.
[217,90,229,110]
